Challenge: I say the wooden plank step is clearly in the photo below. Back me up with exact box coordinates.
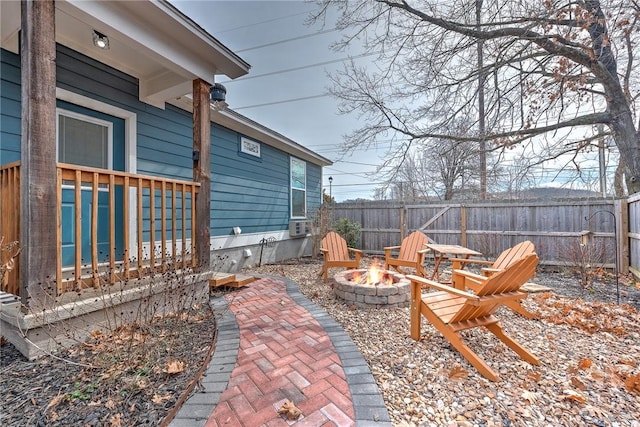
[521,282,552,293]
[230,274,256,288]
[210,273,236,287]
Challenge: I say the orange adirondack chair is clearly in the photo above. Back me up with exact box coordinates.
[384,231,429,277]
[451,241,537,318]
[408,253,540,381]
[450,240,535,276]
[319,232,363,282]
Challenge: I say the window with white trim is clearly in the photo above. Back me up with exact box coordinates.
[57,109,112,169]
[290,157,306,218]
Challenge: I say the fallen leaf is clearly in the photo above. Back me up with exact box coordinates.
[105,399,116,410]
[164,360,185,374]
[526,371,541,382]
[110,413,122,427]
[578,359,592,370]
[625,373,640,395]
[562,389,587,404]
[46,394,65,410]
[571,376,588,391]
[521,390,537,404]
[278,400,302,420]
[152,394,172,404]
[448,365,469,381]
[590,370,606,382]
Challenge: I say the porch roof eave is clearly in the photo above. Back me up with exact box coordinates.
[214,108,334,168]
[0,0,251,108]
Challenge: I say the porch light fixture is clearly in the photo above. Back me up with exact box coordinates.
[211,83,228,111]
[92,30,110,50]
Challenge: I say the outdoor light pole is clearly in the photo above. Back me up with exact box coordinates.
[328,176,333,202]
[585,210,619,304]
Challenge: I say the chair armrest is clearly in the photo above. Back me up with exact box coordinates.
[452,269,487,282]
[452,268,485,291]
[384,245,400,262]
[448,257,493,265]
[417,249,430,254]
[481,267,501,276]
[406,274,480,301]
[320,248,328,254]
[348,248,363,254]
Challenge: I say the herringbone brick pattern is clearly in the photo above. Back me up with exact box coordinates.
[205,278,355,427]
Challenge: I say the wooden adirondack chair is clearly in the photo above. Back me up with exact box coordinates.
[450,240,535,277]
[319,232,363,282]
[408,253,540,381]
[451,241,537,318]
[384,231,429,277]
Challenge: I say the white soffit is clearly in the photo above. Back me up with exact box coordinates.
[0,0,250,108]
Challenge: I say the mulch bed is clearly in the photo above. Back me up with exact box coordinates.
[0,306,216,426]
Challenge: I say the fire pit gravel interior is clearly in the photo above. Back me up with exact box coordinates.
[332,266,410,308]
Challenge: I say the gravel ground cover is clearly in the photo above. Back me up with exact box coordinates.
[247,257,640,427]
[2,257,639,426]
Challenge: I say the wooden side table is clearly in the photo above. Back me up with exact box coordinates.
[425,243,482,283]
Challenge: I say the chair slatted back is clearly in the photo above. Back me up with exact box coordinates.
[492,241,535,270]
[398,231,428,262]
[449,254,538,323]
[322,232,349,262]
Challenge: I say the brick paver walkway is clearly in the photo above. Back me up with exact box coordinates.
[206,278,354,426]
[170,276,391,427]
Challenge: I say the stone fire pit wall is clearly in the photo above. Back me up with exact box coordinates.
[333,270,410,308]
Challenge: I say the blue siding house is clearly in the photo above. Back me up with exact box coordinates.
[0,0,331,301]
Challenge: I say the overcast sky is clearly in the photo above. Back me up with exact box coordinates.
[171,0,383,202]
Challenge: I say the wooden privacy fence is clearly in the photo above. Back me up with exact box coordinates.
[0,162,200,296]
[328,198,631,274]
[627,193,640,277]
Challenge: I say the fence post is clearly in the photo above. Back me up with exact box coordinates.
[615,199,629,274]
[460,205,467,247]
[400,205,407,241]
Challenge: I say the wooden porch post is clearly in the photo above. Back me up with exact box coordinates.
[193,78,211,270]
[20,0,57,305]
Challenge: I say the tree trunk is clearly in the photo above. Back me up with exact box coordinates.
[614,162,625,197]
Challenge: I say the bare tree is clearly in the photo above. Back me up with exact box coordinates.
[310,0,640,194]
[398,139,482,200]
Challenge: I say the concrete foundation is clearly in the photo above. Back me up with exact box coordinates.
[210,236,315,272]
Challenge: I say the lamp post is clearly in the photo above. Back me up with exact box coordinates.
[584,210,619,304]
[328,176,333,202]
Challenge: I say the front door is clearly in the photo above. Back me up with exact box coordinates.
[57,100,125,268]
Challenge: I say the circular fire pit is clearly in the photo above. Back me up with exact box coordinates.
[332,268,410,308]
